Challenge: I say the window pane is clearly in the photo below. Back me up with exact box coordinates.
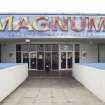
[67,52,72,68]
[75,52,80,63]
[52,44,58,51]
[60,44,73,51]
[30,53,37,69]
[23,52,29,67]
[75,44,80,63]
[37,52,44,70]
[45,44,51,51]
[16,52,21,63]
[61,52,66,68]
[30,44,37,51]
[21,44,29,51]
[75,44,80,52]
[45,52,51,70]
[16,44,21,51]
[52,52,59,70]
[37,44,44,52]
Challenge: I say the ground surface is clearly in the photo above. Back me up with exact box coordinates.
[0,71,105,105]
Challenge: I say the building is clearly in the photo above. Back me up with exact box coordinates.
[0,13,105,71]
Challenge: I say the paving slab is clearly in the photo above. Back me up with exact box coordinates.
[0,71,105,105]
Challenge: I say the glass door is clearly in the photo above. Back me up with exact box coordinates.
[60,52,72,70]
[52,52,59,70]
[45,52,51,71]
[37,52,44,70]
[67,52,72,68]
[61,52,66,69]
[30,52,37,70]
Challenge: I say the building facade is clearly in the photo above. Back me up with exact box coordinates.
[0,14,105,71]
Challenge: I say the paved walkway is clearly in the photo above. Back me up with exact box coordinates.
[0,71,105,105]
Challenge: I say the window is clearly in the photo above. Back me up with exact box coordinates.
[16,44,21,51]
[60,44,73,52]
[30,44,37,51]
[52,52,59,70]
[37,44,44,52]
[16,52,21,63]
[21,44,29,51]
[16,44,21,63]
[75,44,80,63]
[52,44,59,51]
[45,44,51,51]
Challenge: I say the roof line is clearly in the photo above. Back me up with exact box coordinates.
[0,13,105,16]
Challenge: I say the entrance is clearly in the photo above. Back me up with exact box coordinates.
[21,44,74,71]
[60,52,72,70]
[22,51,59,71]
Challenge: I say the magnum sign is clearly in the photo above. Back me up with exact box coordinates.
[0,15,105,32]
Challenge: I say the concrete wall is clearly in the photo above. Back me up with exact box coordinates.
[1,43,16,63]
[73,63,105,102]
[80,43,98,63]
[0,63,28,102]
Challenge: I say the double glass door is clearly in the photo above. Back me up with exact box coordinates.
[60,52,72,70]
[22,51,72,71]
[23,52,37,70]
[22,51,58,71]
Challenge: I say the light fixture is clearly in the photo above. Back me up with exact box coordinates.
[25,39,30,43]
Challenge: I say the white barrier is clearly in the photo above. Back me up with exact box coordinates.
[73,63,105,102]
[0,63,28,102]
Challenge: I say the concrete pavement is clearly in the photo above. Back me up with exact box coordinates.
[0,71,104,105]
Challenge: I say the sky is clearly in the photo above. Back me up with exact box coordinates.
[0,0,105,13]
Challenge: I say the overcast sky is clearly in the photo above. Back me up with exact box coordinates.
[0,0,105,13]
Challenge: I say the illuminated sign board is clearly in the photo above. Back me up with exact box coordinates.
[0,14,105,38]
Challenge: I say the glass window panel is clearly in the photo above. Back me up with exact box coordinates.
[16,44,21,51]
[45,52,51,71]
[75,44,80,52]
[52,44,58,51]
[75,44,80,63]
[30,53,37,69]
[75,52,80,63]
[21,44,29,51]
[67,52,72,68]
[61,52,66,69]
[60,44,73,51]
[37,44,44,52]
[52,52,59,70]
[16,52,21,63]
[37,52,44,70]
[30,44,37,51]
[23,52,29,67]
[45,44,51,51]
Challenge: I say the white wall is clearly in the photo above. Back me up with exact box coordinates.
[80,43,98,63]
[1,43,16,63]
[0,64,28,102]
[73,63,105,102]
